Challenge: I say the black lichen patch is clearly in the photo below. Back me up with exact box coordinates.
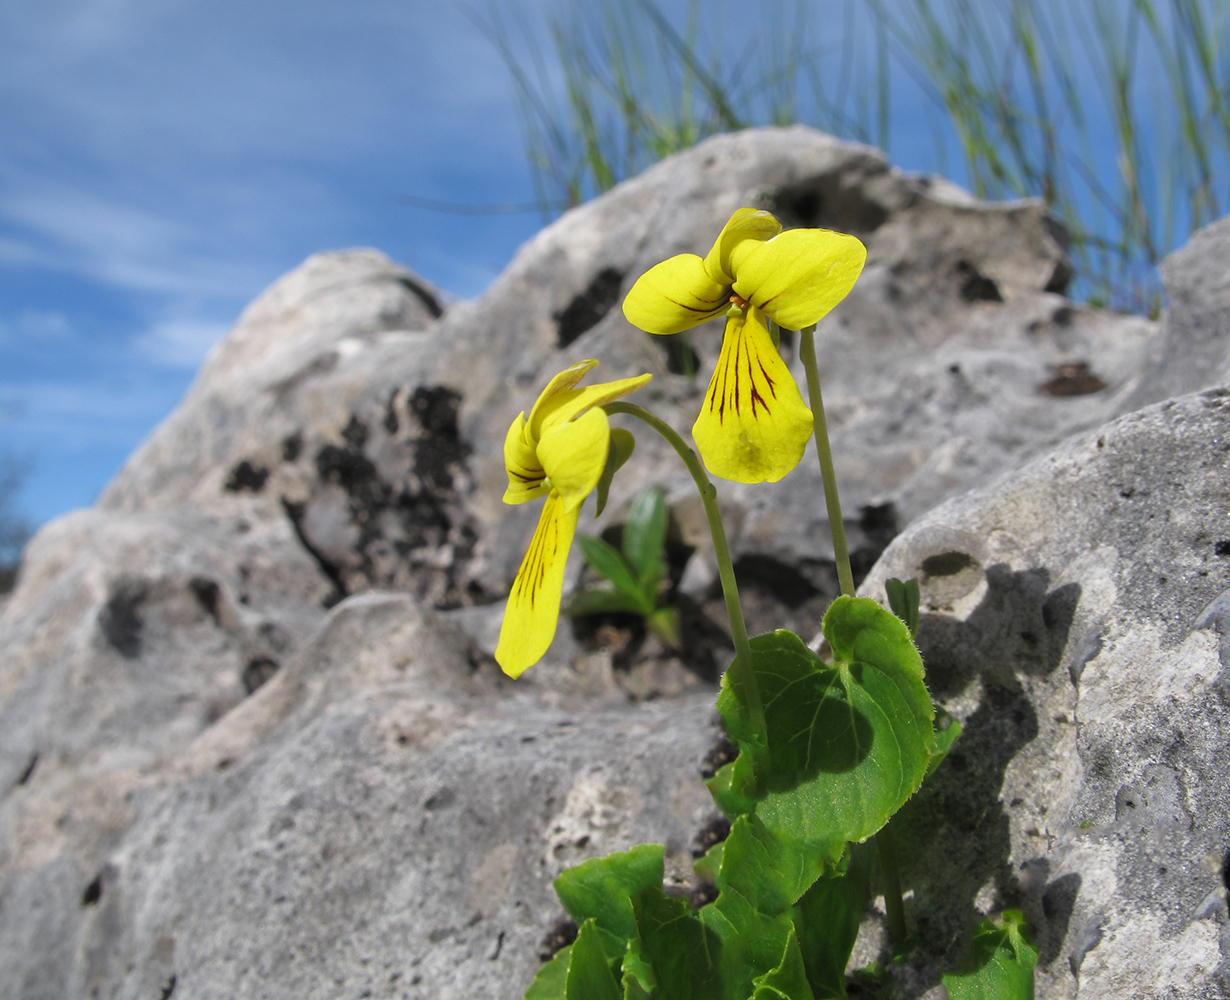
[556,267,623,348]
[1041,361,1107,397]
[758,173,891,234]
[224,459,270,493]
[281,432,303,462]
[98,580,148,658]
[159,975,177,1000]
[82,873,103,907]
[955,260,1004,302]
[1216,541,1230,557]
[289,386,483,608]
[242,657,280,695]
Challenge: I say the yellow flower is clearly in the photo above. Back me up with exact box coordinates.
[496,360,652,677]
[622,208,866,484]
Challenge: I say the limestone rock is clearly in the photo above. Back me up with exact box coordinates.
[860,387,1230,999]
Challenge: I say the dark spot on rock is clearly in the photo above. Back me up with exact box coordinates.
[949,362,962,374]
[82,874,103,906]
[99,580,147,657]
[224,460,269,493]
[17,751,38,786]
[1052,305,1075,327]
[159,975,177,1000]
[1045,257,1074,296]
[538,917,578,961]
[189,577,221,623]
[700,735,738,779]
[341,413,369,451]
[397,275,444,319]
[316,440,378,494]
[410,386,468,491]
[383,389,401,434]
[955,260,1003,302]
[1216,541,1230,557]
[281,432,303,462]
[242,657,279,695]
[921,551,976,577]
[556,267,624,347]
[424,787,455,811]
[690,882,720,909]
[692,814,731,857]
[1041,361,1107,397]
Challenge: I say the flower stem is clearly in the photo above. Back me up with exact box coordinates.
[604,401,767,740]
[798,325,856,598]
[876,819,909,946]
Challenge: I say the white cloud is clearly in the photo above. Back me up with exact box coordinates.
[133,317,229,369]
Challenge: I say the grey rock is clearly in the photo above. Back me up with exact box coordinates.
[4,126,1230,999]
[860,387,1230,999]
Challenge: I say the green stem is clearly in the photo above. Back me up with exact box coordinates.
[798,324,856,598]
[604,401,767,740]
[876,820,909,946]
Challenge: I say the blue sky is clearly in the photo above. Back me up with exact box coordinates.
[0,0,550,529]
[0,0,1203,537]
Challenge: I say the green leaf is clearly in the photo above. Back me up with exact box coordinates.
[884,578,920,639]
[646,605,681,647]
[693,840,725,885]
[622,486,668,587]
[554,844,665,949]
[926,708,963,780]
[942,910,1038,1000]
[717,602,934,871]
[793,843,873,999]
[622,973,652,1000]
[566,920,622,1000]
[595,428,636,517]
[630,887,723,1000]
[566,587,652,619]
[577,535,652,611]
[525,944,571,1000]
[751,927,816,1000]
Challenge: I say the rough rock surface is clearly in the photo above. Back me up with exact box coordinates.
[860,386,1230,999]
[2,126,1229,999]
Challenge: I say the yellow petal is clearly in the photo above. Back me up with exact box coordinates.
[538,406,610,511]
[503,412,550,504]
[527,359,600,433]
[702,207,782,284]
[495,491,580,677]
[692,307,813,484]
[537,372,654,434]
[732,228,867,331]
[622,254,729,335]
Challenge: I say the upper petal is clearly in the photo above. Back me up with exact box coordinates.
[691,307,813,484]
[538,371,654,433]
[537,406,610,511]
[527,359,601,435]
[702,207,782,284]
[733,228,867,331]
[495,491,580,677]
[622,254,729,335]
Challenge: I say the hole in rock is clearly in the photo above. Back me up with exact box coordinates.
[955,260,1004,302]
[921,551,976,577]
[159,975,177,1000]
[1041,361,1107,397]
[539,918,578,961]
[1216,541,1230,557]
[82,874,103,906]
[224,460,269,493]
[556,267,624,347]
[189,577,221,623]
[242,657,280,695]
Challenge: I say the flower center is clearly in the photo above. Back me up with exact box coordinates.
[726,292,750,318]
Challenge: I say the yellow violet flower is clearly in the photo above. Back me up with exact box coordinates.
[622,208,866,484]
[496,359,652,677]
